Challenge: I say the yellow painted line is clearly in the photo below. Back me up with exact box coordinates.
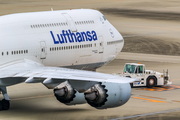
[132,97,168,103]
[12,94,53,101]
[138,87,174,91]
[173,100,180,103]
[170,85,180,88]
[137,85,180,91]
[140,95,166,100]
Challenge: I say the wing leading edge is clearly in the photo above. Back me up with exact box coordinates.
[0,59,138,89]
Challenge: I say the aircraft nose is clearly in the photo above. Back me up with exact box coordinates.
[115,30,124,52]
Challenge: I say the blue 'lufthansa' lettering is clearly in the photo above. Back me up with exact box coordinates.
[50,31,59,44]
[50,29,98,44]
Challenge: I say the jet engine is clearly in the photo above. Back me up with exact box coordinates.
[54,81,86,105]
[84,82,131,109]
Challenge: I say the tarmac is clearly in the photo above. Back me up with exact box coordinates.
[0,0,180,120]
[0,53,180,120]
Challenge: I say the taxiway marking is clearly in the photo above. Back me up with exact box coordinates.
[137,85,180,91]
[173,100,180,103]
[140,95,166,100]
[132,97,168,103]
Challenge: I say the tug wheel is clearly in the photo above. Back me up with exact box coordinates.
[147,76,157,88]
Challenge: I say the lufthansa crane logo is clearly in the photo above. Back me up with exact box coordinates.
[109,29,114,38]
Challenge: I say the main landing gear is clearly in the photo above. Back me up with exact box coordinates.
[0,87,10,111]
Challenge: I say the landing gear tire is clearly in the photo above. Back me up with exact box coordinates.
[147,76,157,88]
[0,101,2,111]
[2,99,10,110]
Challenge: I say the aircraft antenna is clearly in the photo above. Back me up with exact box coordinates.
[51,7,54,11]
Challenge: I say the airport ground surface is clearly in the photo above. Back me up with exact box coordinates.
[0,53,180,120]
[1,0,180,120]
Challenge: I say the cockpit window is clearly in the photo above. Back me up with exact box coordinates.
[123,64,136,73]
[102,16,106,21]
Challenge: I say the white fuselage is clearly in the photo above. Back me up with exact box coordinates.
[0,9,124,70]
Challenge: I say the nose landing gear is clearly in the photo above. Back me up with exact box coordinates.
[0,87,10,111]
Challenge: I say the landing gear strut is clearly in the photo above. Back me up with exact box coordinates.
[0,87,10,111]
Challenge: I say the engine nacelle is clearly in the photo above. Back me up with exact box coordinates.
[84,82,131,109]
[54,81,86,105]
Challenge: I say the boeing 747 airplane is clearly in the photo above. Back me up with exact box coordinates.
[0,9,136,110]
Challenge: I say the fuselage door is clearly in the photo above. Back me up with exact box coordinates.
[40,41,47,59]
[62,13,77,32]
[98,36,104,54]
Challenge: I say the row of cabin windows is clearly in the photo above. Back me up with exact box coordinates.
[50,44,93,51]
[31,22,68,28]
[30,20,95,28]
[75,20,94,25]
[1,50,28,56]
[107,40,123,45]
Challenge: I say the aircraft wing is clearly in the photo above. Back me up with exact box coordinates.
[0,59,137,90]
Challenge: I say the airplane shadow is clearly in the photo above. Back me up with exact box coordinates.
[1,100,90,114]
